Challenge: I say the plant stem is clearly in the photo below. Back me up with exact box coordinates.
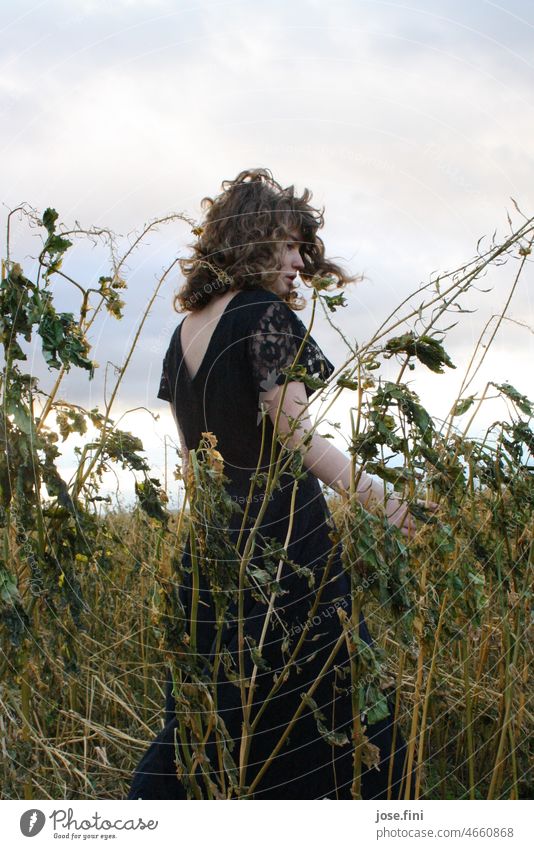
[415,590,448,799]
[245,631,346,797]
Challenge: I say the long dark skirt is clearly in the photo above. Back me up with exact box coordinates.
[127,561,411,799]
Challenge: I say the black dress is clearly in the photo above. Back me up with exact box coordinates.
[128,287,410,800]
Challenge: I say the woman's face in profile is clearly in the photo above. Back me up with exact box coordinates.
[271,230,305,298]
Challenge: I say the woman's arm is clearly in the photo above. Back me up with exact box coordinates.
[262,380,417,536]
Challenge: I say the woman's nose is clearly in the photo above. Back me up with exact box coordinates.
[293,249,305,270]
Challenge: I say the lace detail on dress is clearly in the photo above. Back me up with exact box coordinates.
[247,300,335,421]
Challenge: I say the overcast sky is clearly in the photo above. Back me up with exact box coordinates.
[2,0,533,507]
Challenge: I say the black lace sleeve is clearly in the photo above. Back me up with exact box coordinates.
[247,299,335,401]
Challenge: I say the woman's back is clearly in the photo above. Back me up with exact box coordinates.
[157,286,334,494]
[178,289,241,382]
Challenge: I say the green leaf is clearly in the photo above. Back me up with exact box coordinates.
[301,692,350,746]
[336,372,359,391]
[55,409,88,442]
[5,396,34,436]
[280,363,328,392]
[323,293,347,312]
[374,382,434,446]
[494,382,533,417]
[135,476,168,523]
[452,396,475,416]
[45,235,73,255]
[363,692,390,725]
[247,639,270,672]
[42,208,59,235]
[311,276,336,291]
[317,720,350,747]
[385,332,455,373]
[0,566,19,603]
[365,462,414,486]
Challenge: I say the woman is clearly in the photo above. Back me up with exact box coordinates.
[128,169,418,800]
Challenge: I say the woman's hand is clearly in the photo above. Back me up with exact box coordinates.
[384,494,438,538]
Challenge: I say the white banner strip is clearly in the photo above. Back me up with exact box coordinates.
[2,799,530,848]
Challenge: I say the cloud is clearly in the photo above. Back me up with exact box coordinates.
[2,0,533,499]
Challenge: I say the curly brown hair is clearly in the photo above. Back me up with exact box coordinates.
[174,168,359,312]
